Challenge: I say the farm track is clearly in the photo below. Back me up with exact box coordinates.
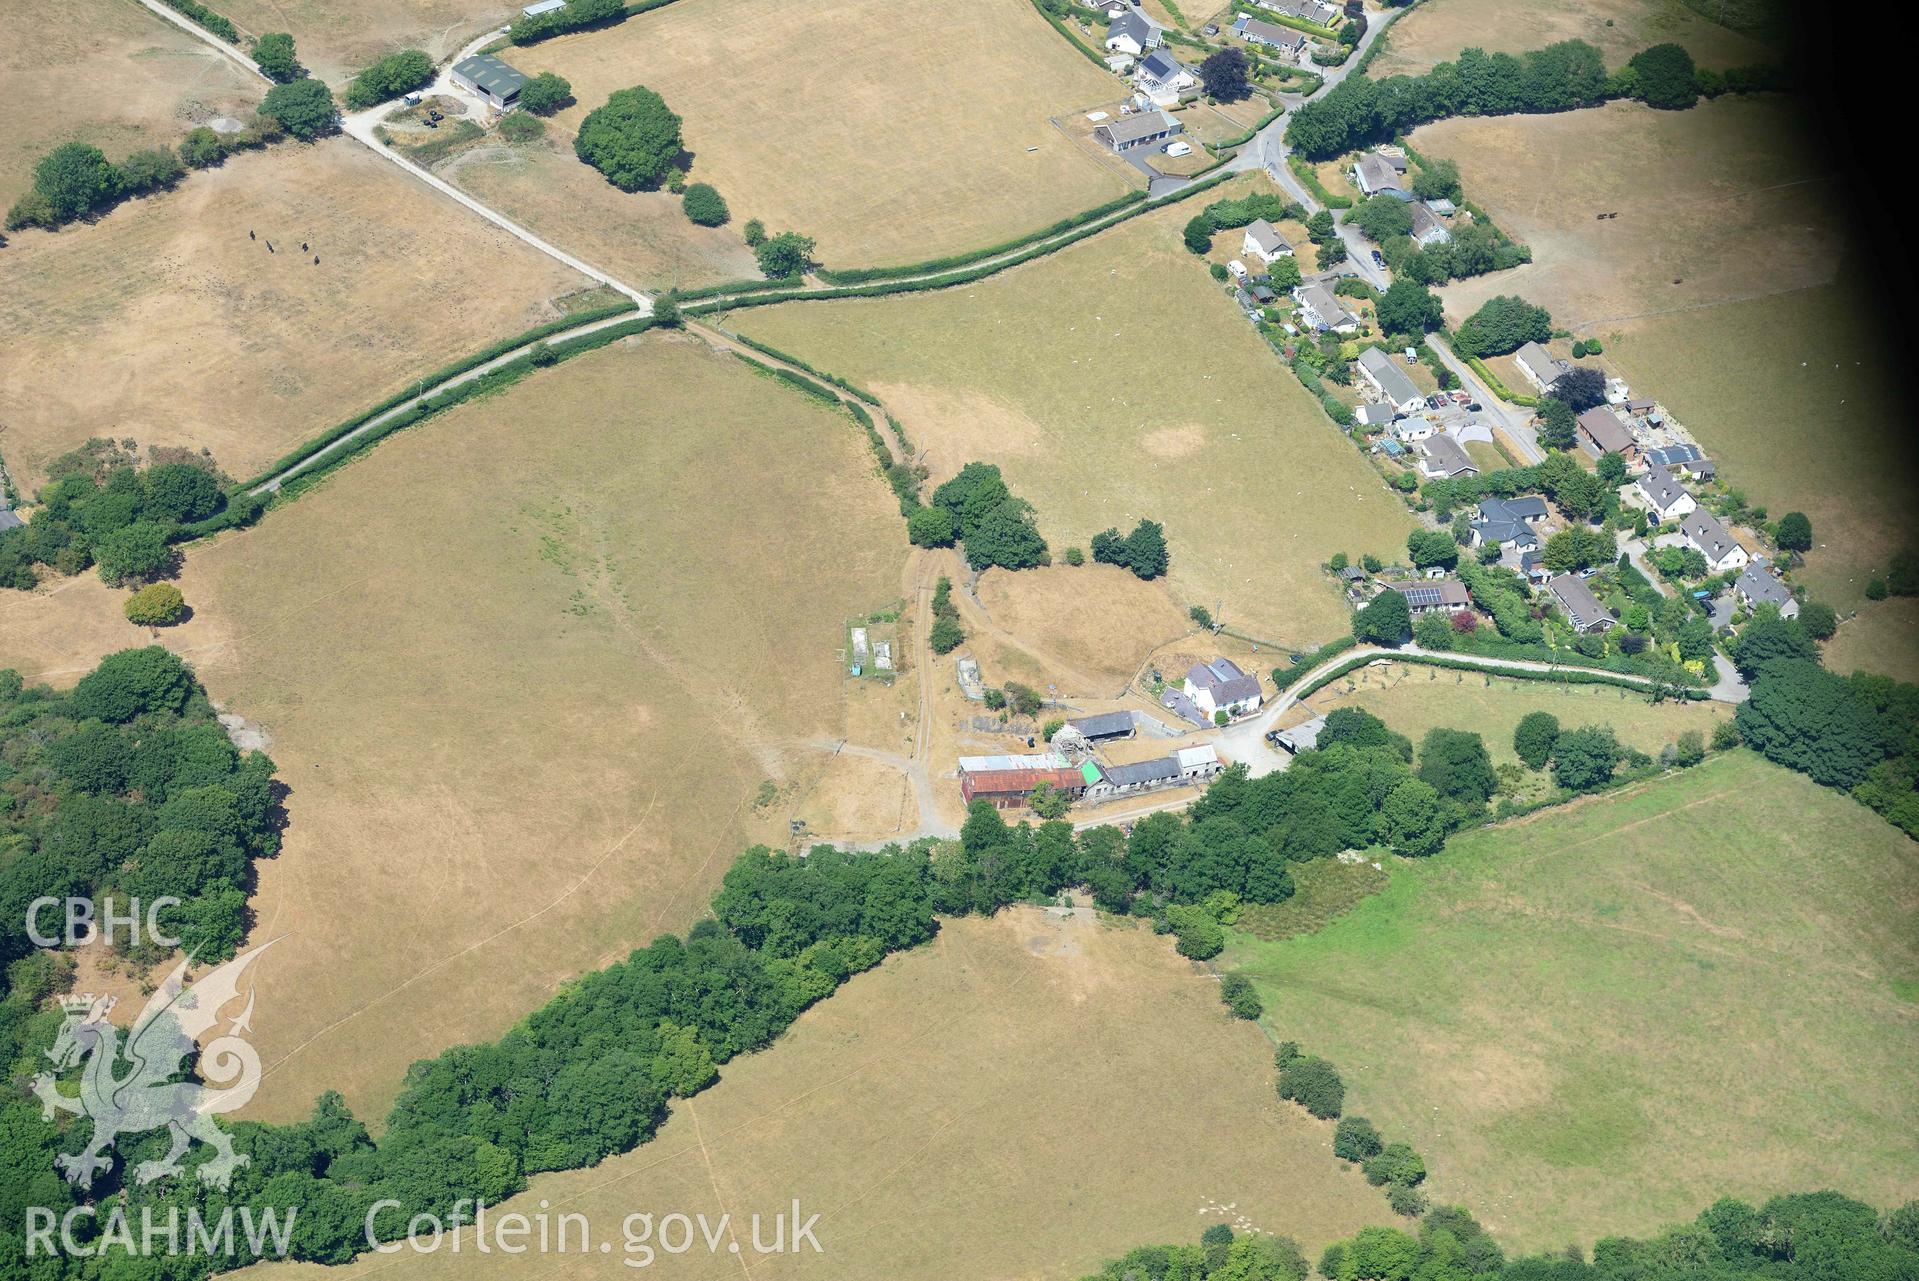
[139,0,1419,502]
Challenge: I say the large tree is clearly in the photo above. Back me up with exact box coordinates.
[1630,42,1699,109]
[1353,590,1412,645]
[1375,279,1443,336]
[1417,728,1497,808]
[1198,47,1251,100]
[574,85,684,190]
[1550,725,1621,791]
[1736,659,1889,789]
[32,143,121,223]
[1452,295,1552,358]
[1513,710,1559,769]
[261,77,339,140]
[253,32,302,82]
[1548,366,1606,411]
[1536,397,1577,451]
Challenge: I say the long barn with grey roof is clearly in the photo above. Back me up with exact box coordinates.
[452,54,530,110]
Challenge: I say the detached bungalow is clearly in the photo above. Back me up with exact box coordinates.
[1353,151,1410,200]
[1294,283,1358,333]
[1680,509,1751,574]
[1133,47,1196,104]
[1512,341,1567,392]
[1633,462,1696,522]
[1241,218,1293,266]
[1408,200,1451,247]
[1095,108,1182,152]
[1734,557,1798,618]
[1575,406,1637,460]
[1383,579,1471,615]
[1357,346,1424,416]
[1234,16,1309,59]
[1471,495,1546,551]
[1415,433,1478,479]
[1258,0,1340,24]
[1184,657,1263,719]
[1549,573,1615,634]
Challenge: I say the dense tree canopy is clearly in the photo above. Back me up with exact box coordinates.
[1453,295,1552,358]
[574,85,684,190]
[343,49,433,109]
[1199,47,1250,99]
[1375,279,1443,335]
[1630,42,1699,108]
[1091,519,1169,580]
[261,77,339,140]
[518,70,573,114]
[933,463,1049,571]
[253,32,302,82]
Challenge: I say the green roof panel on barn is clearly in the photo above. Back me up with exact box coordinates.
[453,54,530,99]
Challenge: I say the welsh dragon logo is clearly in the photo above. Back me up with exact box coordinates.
[33,940,279,1191]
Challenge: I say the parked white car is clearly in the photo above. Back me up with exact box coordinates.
[1164,140,1193,157]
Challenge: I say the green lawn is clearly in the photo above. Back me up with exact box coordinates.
[1228,751,1919,1250]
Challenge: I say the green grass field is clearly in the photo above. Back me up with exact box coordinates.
[734,184,1417,646]
[1299,661,1732,766]
[1228,751,1919,1250]
[1824,597,1919,686]
[1605,276,1915,610]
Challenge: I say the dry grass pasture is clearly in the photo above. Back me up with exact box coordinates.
[1418,96,1840,332]
[736,187,1417,647]
[1823,598,1919,685]
[1603,278,1915,609]
[250,908,1393,1281]
[971,564,1193,694]
[1230,751,1919,1250]
[9,336,906,1122]
[1292,661,1730,764]
[0,139,586,490]
[512,0,1134,268]
[208,0,503,84]
[438,139,761,292]
[0,0,262,198]
[1369,0,1769,78]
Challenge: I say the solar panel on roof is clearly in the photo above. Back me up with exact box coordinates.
[1400,586,1444,607]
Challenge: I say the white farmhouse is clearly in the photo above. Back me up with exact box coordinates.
[1183,658,1263,720]
[1241,218,1293,266]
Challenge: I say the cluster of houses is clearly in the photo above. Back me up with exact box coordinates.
[1352,148,1456,247]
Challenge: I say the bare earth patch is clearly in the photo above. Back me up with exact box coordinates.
[0,139,586,489]
[246,908,1392,1281]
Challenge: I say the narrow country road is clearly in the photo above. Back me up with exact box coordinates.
[1425,334,1545,463]
[336,29,653,306]
[134,0,271,82]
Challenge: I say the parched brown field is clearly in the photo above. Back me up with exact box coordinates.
[1370,0,1768,78]
[1418,97,1841,332]
[1292,661,1730,764]
[249,908,1393,1281]
[513,0,1133,268]
[1603,278,1915,609]
[0,139,586,490]
[971,564,1193,695]
[439,140,761,293]
[737,187,1417,647]
[209,0,502,84]
[1824,598,1919,684]
[0,0,262,198]
[1,336,907,1121]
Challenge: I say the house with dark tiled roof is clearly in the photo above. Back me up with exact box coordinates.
[1575,406,1637,460]
[1183,658,1263,719]
[1633,462,1696,523]
[1549,573,1615,634]
[1734,557,1797,618]
[1680,509,1751,574]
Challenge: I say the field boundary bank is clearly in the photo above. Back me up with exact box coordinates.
[1284,644,1717,704]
